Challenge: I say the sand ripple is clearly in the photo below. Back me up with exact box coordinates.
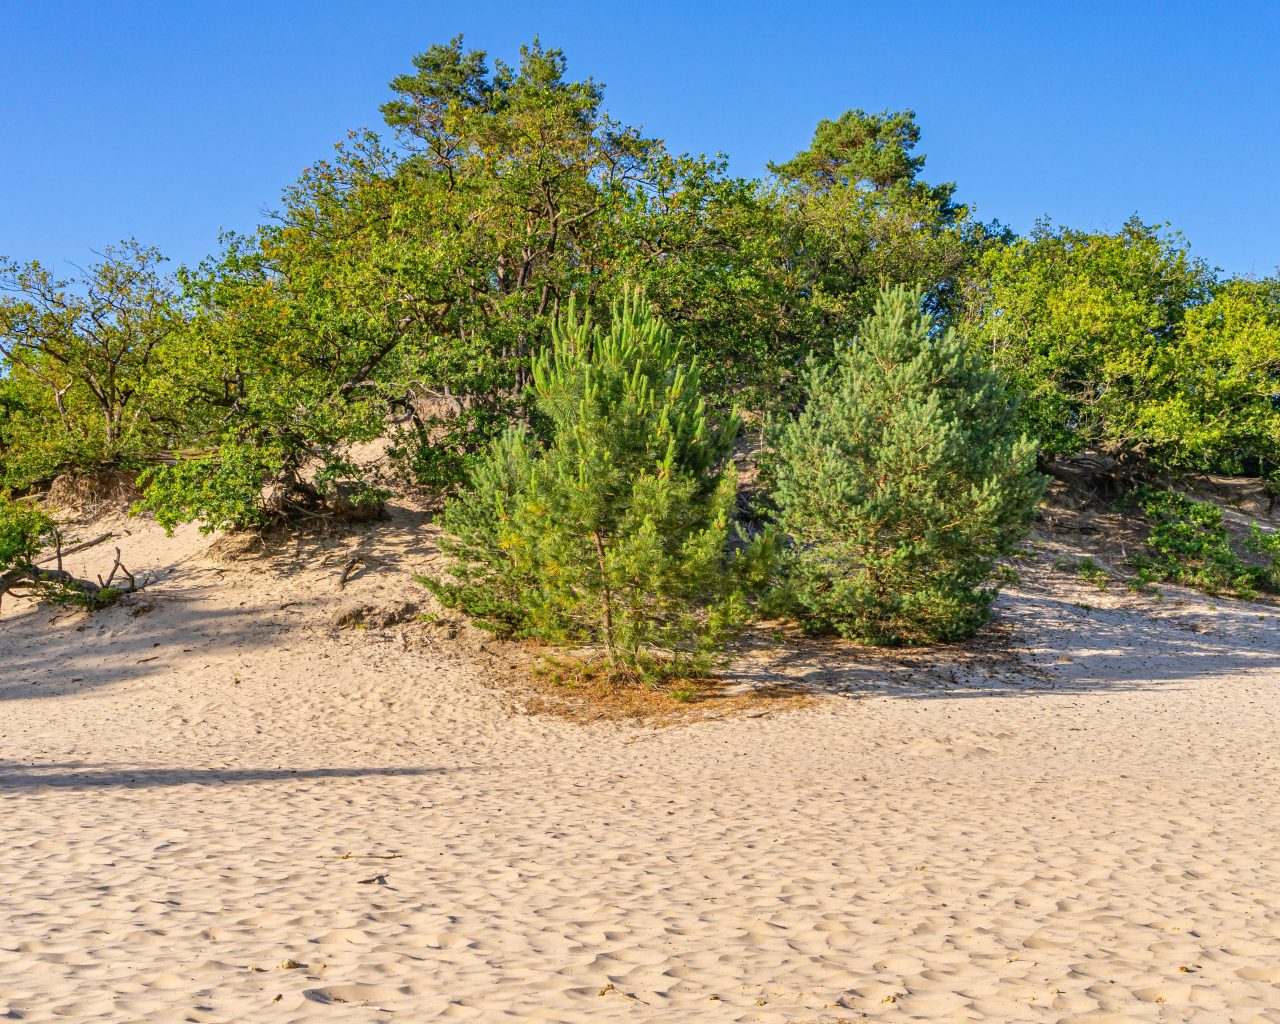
[2,511,1279,1022]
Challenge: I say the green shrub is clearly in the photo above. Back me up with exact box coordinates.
[1245,525,1280,591]
[425,295,777,676]
[1075,557,1111,589]
[384,404,511,495]
[0,497,52,571]
[137,448,282,534]
[769,285,1044,645]
[1132,489,1277,598]
[0,496,123,610]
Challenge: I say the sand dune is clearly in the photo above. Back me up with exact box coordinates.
[2,506,1279,1022]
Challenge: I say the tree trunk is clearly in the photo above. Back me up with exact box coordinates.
[592,530,616,664]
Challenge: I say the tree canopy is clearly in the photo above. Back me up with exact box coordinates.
[2,34,1275,518]
[960,218,1279,474]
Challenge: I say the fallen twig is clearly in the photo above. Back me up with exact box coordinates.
[321,853,403,860]
[338,554,365,590]
[2,546,143,611]
[35,532,113,566]
[100,547,134,591]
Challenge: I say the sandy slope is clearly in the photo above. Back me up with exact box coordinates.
[2,505,1280,1023]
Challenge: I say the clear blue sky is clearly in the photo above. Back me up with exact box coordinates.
[2,1,1276,277]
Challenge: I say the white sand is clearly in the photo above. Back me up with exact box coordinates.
[2,506,1279,1022]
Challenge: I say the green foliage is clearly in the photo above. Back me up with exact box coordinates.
[594,107,997,411]
[1073,557,1112,589]
[136,143,403,532]
[0,496,52,571]
[137,36,692,523]
[962,219,1209,462]
[766,109,998,367]
[959,219,1280,474]
[1137,279,1280,473]
[0,496,121,610]
[1131,489,1280,598]
[0,240,181,490]
[993,564,1022,586]
[606,109,996,408]
[1245,524,1280,591]
[427,295,776,674]
[365,62,1003,434]
[605,154,796,404]
[381,37,664,466]
[769,107,957,209]
[42,581,121,611]
[0,44,1008,519]
[6,33,1277,660]
[138,450,280,534]
[0,374,68,491]
[769,286,1045,645]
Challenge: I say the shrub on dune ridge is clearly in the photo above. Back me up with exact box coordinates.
[0,241,181,492]
[961,220,1280,477]
[1132,488,1280,599]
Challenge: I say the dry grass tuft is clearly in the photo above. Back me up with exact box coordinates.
[514,654,814,727]
[45,470,141,513]
[202,533,269,564]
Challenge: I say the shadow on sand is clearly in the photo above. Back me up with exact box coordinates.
[0,762,470,790]
[0,504,444,701]
[730,585,1280,700]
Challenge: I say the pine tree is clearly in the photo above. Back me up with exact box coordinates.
[770,285,1044,645]
[426,294,774,675]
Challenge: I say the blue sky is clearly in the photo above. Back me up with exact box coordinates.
[2,1,1276,277]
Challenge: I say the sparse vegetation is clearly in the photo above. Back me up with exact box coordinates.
[1130,489,1280,599]
[1074,558,1111,589]
[0,495,134,609]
